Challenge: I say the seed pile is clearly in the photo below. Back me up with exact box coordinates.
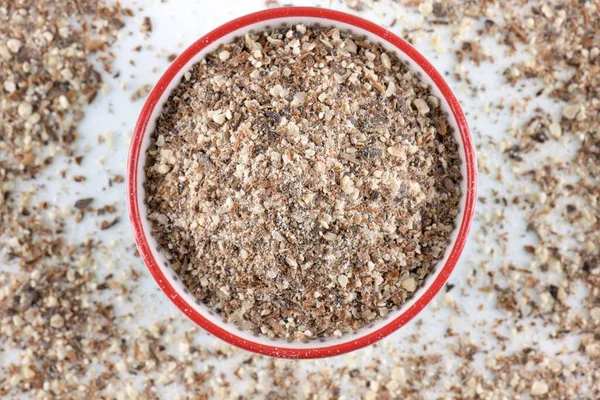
[145,25,462,340]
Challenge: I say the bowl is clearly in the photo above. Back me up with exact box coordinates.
[127,6,477,359]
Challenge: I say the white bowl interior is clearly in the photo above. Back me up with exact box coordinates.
[135,16,469,349]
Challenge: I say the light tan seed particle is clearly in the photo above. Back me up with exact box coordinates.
[549,121,562,137]
[413,98,430,115]
[343,184,355,195]
[562,104,580,120]
[418,1,434,15]
[266,269,278,279]
[541,4,554,18]
[590,307,600,322]
[244,34,262,52]
[28,112,41,124]
[18,102,33,118]
[157,164,170,174]
[405,143,418,155]
[271,230,285,242]
[115,360,127,372]
[381,53,391,69]
[12,315,24,327]
[344,38,357,53]
[402,277,417,292]
[21,152,35,166]
[333,73,345,84]
[58,26,70,38]
[374,272,384,286]
[391,367,406,382]
[584,240,596,252]
[319,213,332,226]
[7,38,22,53]
[427,95,440,108]
[270,84,284,97]
[212,75,225,88]
[291,92,306,106]
[61,68,73,80]
[0,44,11,60]
[58,95,70,109]
[22,366,36,380]
[585,343,600,356]
[338,274,349,289]
[286,257,298,268]
[301,192,315,205]
[324,232,337,241]
[212,111,226,125]
[46,296,58,307]
[160,148,175,163]
[152,213,168,225]
[3,80,16,93]
[385,81,396,97]
[305,149,316,157]
[42,30,54,43]
[219,50,230,61]
[390,178,401,193]
[302,42,317,51]
[50,314,65,329]
[387,145,406,159]
[531,381,549,396]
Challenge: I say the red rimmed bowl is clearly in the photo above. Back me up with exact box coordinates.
[127,7,477,359]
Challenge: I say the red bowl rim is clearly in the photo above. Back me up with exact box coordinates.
[127,6,477,359]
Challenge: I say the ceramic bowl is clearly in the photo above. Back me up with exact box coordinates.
[127,6,477,359]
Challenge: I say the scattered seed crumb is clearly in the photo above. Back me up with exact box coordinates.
[130,84,153,102]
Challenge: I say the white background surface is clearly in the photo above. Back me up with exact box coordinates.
[3,0,588,397]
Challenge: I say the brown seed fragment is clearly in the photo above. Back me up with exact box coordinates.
[100,218,120,230]
[74,198,94,209]
[141,16,152,34]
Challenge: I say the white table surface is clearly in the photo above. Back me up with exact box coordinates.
[2,0,591,398]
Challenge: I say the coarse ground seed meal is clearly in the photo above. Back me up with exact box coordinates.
[144,24,462,340]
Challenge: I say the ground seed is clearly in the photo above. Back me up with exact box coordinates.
[144,24,462,340]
